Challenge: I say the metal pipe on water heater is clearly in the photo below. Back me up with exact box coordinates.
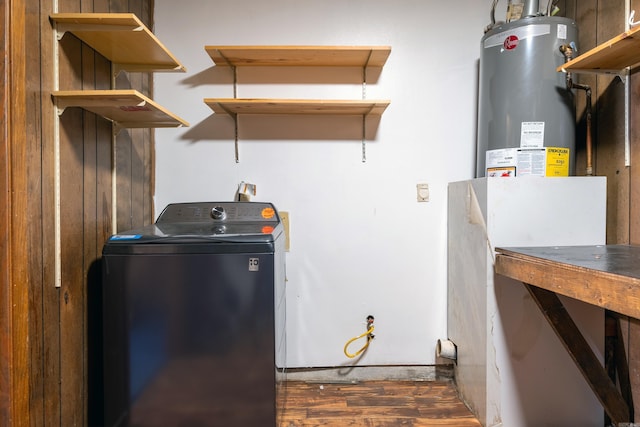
[561,43,593,176]
[523,0,539,17]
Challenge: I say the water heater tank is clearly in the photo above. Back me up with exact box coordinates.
[476,16,578,177]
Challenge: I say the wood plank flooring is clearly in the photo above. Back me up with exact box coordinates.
[277,380,482,426]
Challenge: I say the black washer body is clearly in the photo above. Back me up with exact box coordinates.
[98,202,284,427]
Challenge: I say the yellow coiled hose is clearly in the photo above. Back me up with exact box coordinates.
[343,315,375,358]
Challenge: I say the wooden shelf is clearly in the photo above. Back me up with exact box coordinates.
[205,45,391,67]
[51,13,186,73]
[204,98,390,116]
[53,90,189,128]
[558,24,640,74]
[203,46,391,161]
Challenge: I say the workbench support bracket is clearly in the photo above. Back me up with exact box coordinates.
[524,283,630,425]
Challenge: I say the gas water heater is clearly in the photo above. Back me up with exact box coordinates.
[476,1,578,177]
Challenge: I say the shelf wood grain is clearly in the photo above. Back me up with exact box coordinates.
[53,90,189,128]
[558,24,640,74]
[51,13,186,72]
[204,98,390,116]
[205,45,391,67]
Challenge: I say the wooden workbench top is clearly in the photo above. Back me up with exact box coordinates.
[495,245,640,319]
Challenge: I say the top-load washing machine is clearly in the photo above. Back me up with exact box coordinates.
[98,201,286,427]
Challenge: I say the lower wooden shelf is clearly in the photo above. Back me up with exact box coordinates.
[204,98,390,116]
[52,89,189,128]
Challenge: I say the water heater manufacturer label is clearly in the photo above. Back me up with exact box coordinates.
[504,35,519,50]
[249,257,260,271]
[483,24,551,49]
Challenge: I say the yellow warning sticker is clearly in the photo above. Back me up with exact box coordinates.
[545,147,570,177]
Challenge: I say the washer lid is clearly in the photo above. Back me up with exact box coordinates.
[103,202,282,250]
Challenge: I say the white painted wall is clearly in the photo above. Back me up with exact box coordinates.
[153,0,489,367]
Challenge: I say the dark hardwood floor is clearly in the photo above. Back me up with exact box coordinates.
[277,380,482,426]
[119,355,479,426]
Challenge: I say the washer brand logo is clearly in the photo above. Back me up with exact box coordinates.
[504,35,519,50]
[249,258,260,272]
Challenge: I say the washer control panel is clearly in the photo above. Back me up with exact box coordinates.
[156,202,279,224]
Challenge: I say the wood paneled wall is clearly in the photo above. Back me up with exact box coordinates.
[563,0,640,418]
[1,0,30,425]
[1,0,155,425]
[561,0,638,243]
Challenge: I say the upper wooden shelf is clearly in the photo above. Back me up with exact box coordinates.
[205,46,391,67]
[53,89,189,128]
[558,24,640,74]
[50,13,186,73]
[204,98,390,116]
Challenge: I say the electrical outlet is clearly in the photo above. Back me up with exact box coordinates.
[417,183,429,202]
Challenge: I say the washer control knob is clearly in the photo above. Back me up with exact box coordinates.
[211,206,226,220]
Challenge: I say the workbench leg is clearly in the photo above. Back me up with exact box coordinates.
[614,313,634,421]
[524,284,630,425]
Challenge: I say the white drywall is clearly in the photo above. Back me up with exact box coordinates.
[153,0,488,367]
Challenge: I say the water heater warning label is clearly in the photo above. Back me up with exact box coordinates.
[520,121,545,148]
[546,147,570,176]
[486,147,569,177]
[557,24,568,40]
